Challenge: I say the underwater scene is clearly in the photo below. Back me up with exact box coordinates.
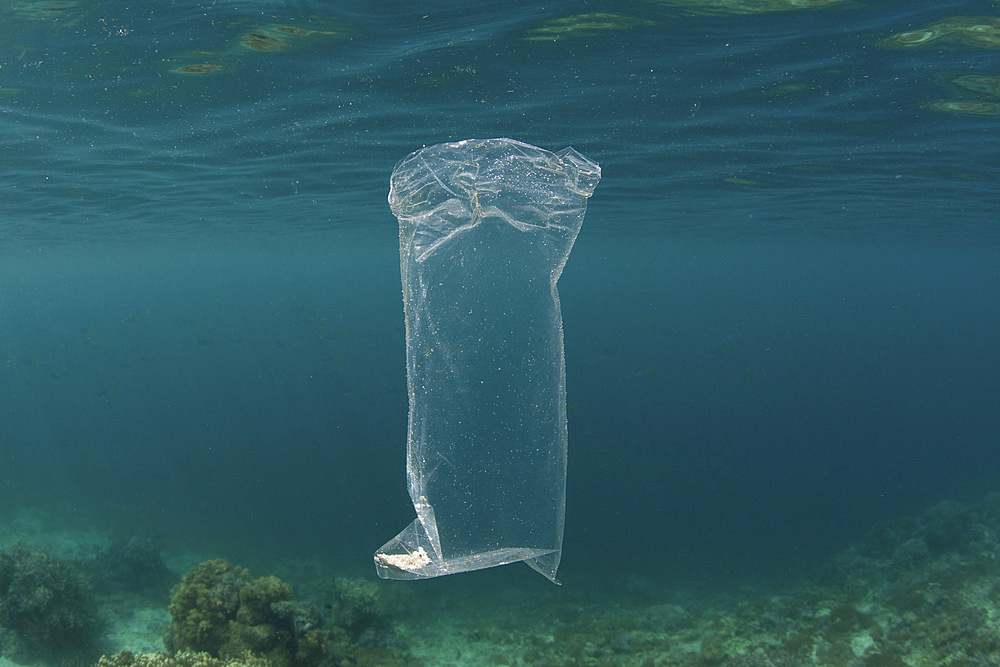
[2,0,1000,665]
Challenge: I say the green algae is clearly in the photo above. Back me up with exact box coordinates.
[523,13,655,41]
[882,16,1000,50]
[644,0,847,16]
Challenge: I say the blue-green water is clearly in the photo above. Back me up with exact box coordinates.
[2,0,999,636]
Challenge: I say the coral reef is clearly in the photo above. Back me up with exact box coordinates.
[97,649,272,667]
[5,491,989,666]
[330,576,383,639]
[84,537,176,600]
[362,493,1000,665]
[8,491,988,666]
[165,559,319,665]
[166,559,253,655]
[0,542,103,665]
[164,560,407,667]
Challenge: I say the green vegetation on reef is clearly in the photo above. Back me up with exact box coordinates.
[522,14,655,41]
[882,16,1000,49]
[0,542,103,666]
[163,559,407,667]
[330,576,383,638]
[165,559,312,665]
[644,0,845,15]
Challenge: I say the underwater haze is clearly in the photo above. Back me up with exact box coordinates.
[2,0,1000,663]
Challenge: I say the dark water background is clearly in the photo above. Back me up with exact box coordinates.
[2,0,999,592]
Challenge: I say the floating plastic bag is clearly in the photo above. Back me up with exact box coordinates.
[374,138,600,583]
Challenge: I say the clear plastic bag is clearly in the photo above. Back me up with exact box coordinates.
[375,138,600,583]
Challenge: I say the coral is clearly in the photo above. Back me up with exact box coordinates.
[0,548,12,585]
[923,499,975,553]
[331,576,382,638]
[97,649,273,667]
[219,620,292,666]
[890,537,930,571]
[85,537,176,599]
[930,615,969,648]
[728,652,801,667]
[166,559,252,654]
[292,629,328,664]
[270,599,321,636]
[0,542,102,664]
[166,560,327,667]
[237,576,292,626]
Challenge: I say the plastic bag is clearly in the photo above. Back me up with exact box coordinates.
[374,138,600,583]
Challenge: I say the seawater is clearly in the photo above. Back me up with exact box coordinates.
[2,0,1000,664]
